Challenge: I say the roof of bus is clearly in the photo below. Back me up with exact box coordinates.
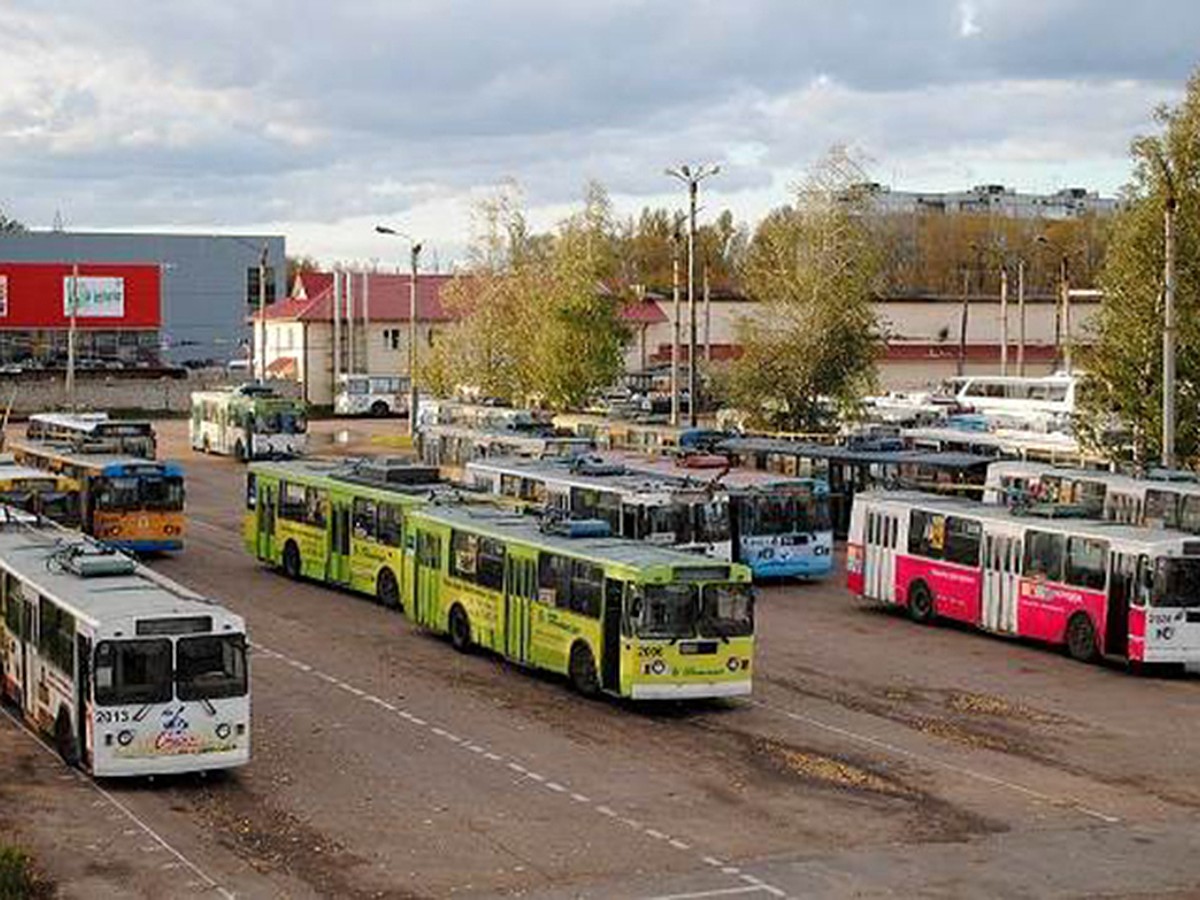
[249,457,445,498]
[859,490,1196,548]
[422,423,591,440]
[411,503,749,573]
[0,462,68,482]
[0,523,240,629]
[12,441,181,475]
[28,412,153,433]
[606,452,829,490]
[716,437,991,471]
[467,455,707,495]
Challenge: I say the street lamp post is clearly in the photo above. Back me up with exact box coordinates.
[376,226,423,437]
[666,163,720,427]
[669,219,683,427]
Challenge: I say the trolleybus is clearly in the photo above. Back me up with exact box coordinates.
[406,503,755,699]
[26,412,156,459]
[417,424,593,482]
[0,513,249,775]
[334,373,410,417]
[190,384,308,460]
[847,490,1200,668]
[12,441,185,552]
[0,459,80,526]
[244,457,443,606]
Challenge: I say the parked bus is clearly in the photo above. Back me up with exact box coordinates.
[0,514,249,775]
[847,490,1200,668]
[26,412,156,459]
[901,425,1100,467]
[12,441,185,552]
[982,460,1200,534]
[244,457,443,606]
[940,372,1078,426]
[0,459,80,526]
[334,373,410,417]
[600,453,835,579]
[417,424,594,482]
[718,437,992,537]
[190,384,308,460]
[406,503,755,699]
[551,414,721,455]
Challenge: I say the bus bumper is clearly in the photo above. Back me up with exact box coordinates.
[92,747,250,778]
[749,557,833,580]
[629,680,752,700]
[109,539,183,553]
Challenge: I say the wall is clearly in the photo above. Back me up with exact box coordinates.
[1,373,300,416]
[0,231,286,364]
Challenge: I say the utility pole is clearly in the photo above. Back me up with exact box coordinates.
[1016,257,1026,377]
[345,268,355,377]
[256,246,267,382]
[409,243,422,438]
[332,269,342,397]
[669,227,682,427]
[66,262,78,410]
[703,259,712,363]
[1163,189,1178,469]
[1059,255,1071,373]
[666,163,720,427]
[999,264,1009,377]
[957,266,970,376]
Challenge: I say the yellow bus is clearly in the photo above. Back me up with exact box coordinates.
[0,458,81,527]
[243,457,443,607]
[406,504,755,699]
[12,441,185,552]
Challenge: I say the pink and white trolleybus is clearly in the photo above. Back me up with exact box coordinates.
[847,491,1200,668]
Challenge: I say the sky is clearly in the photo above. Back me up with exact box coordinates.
[1,1,1197,268]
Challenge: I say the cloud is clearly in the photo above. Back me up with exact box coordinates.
[0,1,1195,263]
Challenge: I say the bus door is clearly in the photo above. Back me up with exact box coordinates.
[19,596,35,715]
[75,634,91,765]
[256,483,276,560]
[863,509,900,603]
[1105,552,1137,657]
[412,530,442,629]
[601,580,624,692]
[328,501,351,586]
[982,533,1020,634]
[503,556,535,664]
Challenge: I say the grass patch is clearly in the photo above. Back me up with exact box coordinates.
[0,844,51,900]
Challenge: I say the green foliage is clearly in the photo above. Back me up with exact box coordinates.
[721,148,885,431]
[423,182,629,409]
[0,209,25,233]
[1077,68,1200,463]
[0,844,48,900]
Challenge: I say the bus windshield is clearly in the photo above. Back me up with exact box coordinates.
[141,476,185,511]
[700,583,754,638]
[94,639,173,706]
[745,493,831,536]
[95,477,141,511]
[1154,558,1200,608]
[176,635,248,700]
[630,584,697,640]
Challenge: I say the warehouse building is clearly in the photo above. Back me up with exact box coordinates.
[0,231,285,365]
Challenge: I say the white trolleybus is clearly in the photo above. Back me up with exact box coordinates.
[0,512,250,775]
[334,374,411,417]
[191,384,308,461]
[847,491,1200,669]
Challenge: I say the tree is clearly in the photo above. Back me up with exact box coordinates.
[285,254,319,288]
[0,208,25,233]
[1077,68,1200,464]
[721,148,885,431]
[422,181,629,409]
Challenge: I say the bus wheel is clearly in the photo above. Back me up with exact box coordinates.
[907,582,935,625]
[1066,613,1098,663]
[202,436,211,454]
[234,440,247,462]
[376,569,400,610]
[569,642,600,697]
[55,709,78,768]
[449,606,472,653]
[370,400,389,417]
[282,541,302,580]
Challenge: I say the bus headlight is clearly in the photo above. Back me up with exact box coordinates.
[117,729,134,747]
[814,545,830,556]
[215,723,231,740]
[727,658,741,672]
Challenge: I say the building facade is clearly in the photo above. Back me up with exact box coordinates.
[0,231,286,364]
[845,183,1119,219]
[257,270,455,406]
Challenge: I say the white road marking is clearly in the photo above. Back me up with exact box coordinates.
[0,705,236,900]
[252,642,791,898]
[752,698,1121,824]
[641,886,773,900]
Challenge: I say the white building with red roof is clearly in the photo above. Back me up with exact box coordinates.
[254,269,456,405]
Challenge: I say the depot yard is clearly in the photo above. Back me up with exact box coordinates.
[2,417,1200,899]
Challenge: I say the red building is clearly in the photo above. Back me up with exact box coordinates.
[0,262,161,366]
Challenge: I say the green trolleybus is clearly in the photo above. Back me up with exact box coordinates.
[405,504,755,700]
[243,457,443,607]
